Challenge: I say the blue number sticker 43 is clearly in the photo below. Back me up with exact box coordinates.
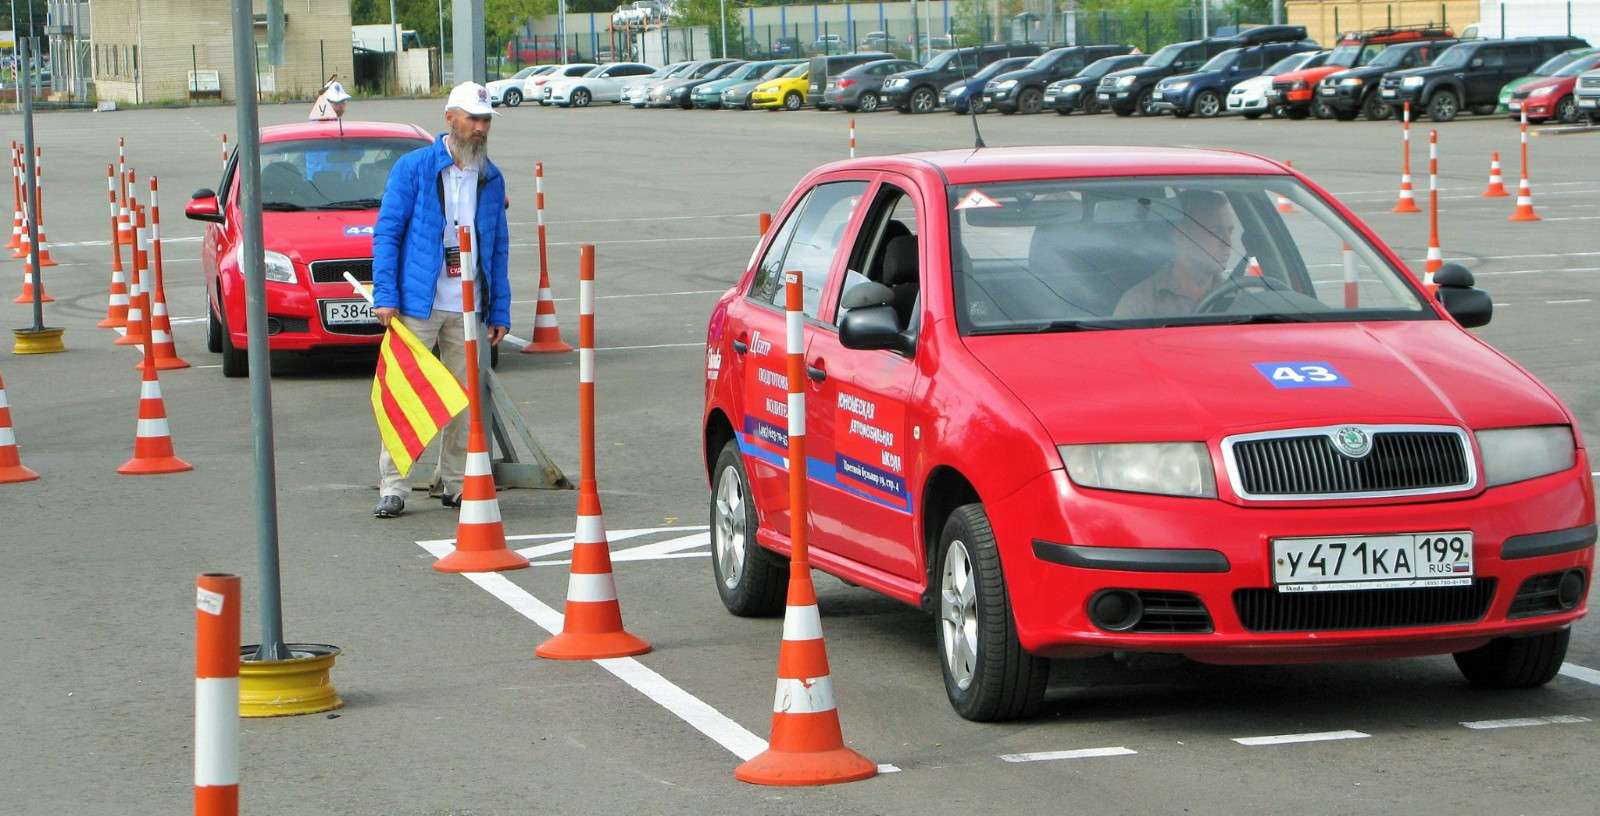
[1253,362,1350,389]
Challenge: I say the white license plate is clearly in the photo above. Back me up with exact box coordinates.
[321,298,377,326]
[1579,98,1597,108]
[1272,531,1473,593]
[1381,89,1397,98]
[1152,91,1164,100]
[1508,101,1521,111]
[1097,93,1111,101]
[1320,86,1337,95]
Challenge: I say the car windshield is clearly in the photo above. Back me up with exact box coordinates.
[1553,52,1600,76]
[1199,50,1239,72]
[731,62,770,80]
[581,65,610,78]
[1264,52,1311,74]
[706,62,744,79]
[511,66,544,79]
[1027,49,1072,70]
[1366,46,1415,69]
[257,137,427,210]
[1326,42,1380,67]
[1143,43,1188,69]
[782,63,808,78]
[1431,44,1472,68]
[950,175,1430,334]
[923,49,967,71]
[973,58,1030,81]
[1534,50,1588,75]
[759,63,794,80]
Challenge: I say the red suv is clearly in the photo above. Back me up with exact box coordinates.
[1273,24,1454,118]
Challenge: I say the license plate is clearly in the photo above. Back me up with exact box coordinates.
[1579,98,1597,108]
[1508,101,1521,111]
[1043,92,1057,102]
[1381,89,1397,98]
[321,298,377,326]
[1152,91,1164,100]
[1272,531,1473,593]
[1097,93,1111,101]
[1320,86,1336,95]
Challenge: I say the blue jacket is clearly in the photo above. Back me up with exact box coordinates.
[372,135,511,328]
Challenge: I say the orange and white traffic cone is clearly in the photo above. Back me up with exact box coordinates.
[117,201,149,347]
[735,270,875,787]
[538,245,650,658]
[1245,256,1263,276]
[1392,103,1422,214]
[522,163,573,354]
[29,147,55,267]
[100,164,130,329]
[1342,241,1360,309]
[1510,109,1541,222]
[849,118,856,159]
[1483,151,1509,197]
[1425,130,1443,289]
[1275,161,1297,213]
[13,258,52,304]
[142,178,189,370]
[433,226,529,574]
[118,290,193,475]
[0,369,42,483]
[5,144,23,251]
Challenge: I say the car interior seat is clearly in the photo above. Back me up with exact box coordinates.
[880,234,919,328]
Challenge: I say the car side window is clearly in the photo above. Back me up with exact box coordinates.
[1476,47,1505,68]
[837,185,920,326]
[1239,48,1265,71]
[750,180,869,318]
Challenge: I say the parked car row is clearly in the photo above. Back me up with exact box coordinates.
[492,29,1600,126]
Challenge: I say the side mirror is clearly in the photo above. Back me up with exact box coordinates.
[185,189,224,224]
[839,304,912,354]
[840,280,894,310]
[1433,262,1492,328]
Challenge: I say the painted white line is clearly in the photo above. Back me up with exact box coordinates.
[417,535,899,774]
[1233,730,1369,746]
[999,747,1137,763]
[1560,662,1600,686]
[1460,715,1591,730]
[502,334,699,353]
[1545,299,1593,304]
[534,552,709,567]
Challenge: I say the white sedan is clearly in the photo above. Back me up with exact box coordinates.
[543,62,659,107]
[520,63,599,106]
[623,61,693,107]
[487,65,562,108]
[1227,50,1327,118]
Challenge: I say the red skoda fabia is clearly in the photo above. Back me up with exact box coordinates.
[702,145,1594,721]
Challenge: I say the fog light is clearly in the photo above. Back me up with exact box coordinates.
[1089,590,1143,632]
[1557,570,1586,610]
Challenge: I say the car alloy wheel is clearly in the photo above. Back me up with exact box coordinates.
[504,88,522,107]
[858,91,879,112]
[783,91,802,111]
[710,440,786,617]
[1081,94,1101,115]
[910,86,937,113]
[1312,99,1335,119]
[1362,91,1391,121]
[1018,87,1044,114]
[1555,95,1578,125]
[1136,87,1160,116]
[936,503,1049,721]
[1195,90,1222,118]
[1428,89,1458,122]
[572,88,591,108]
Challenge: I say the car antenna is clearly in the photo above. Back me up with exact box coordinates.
[961,49,986,149]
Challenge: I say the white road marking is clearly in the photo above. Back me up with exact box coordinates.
[510,289,724,306]
[1545,299,1593,304]
[501,333,699,353]
[1233,730,1369,746]
[417,537,898,773]
[999,747,1137,763]
[1460,715,1590,730]
[1560,662,1600,686]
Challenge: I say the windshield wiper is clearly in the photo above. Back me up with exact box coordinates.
[316,199,383,210]
[261,201,305,211]
[968,319,1117,336]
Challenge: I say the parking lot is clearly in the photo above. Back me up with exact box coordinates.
[3,100,1599,814]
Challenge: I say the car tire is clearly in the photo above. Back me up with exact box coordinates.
[1136,87,1160,116]
[858,92,880,113]
[1312,99,1336,119]
[1453,628,1570,689]
[218,304,248,379]
[1269,102,1290,119]
[1285,107,1309,120]
[571,88,591,108]
[1081,94,1102,115]
[783,91,803,111]
[1112,104,1134,117]
[1362,91,1391,121]
[967,97,987,115]
[504,88,522,108]
[1194,90,1222,118]
[1469,103,1497,116]
[1017,87,1044,114]
[710,440,787,617]
[1554,95,1579,124]
[1333,107,1358,121]
[1427,89,1458,122]
[206,299,222,354]
[910,86,938,113]
[1242,111,1263,119]
[937,503,1050,722]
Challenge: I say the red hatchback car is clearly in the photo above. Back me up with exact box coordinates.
[1507,51,1600,123]
[185,120,434,376]
[702,146,1594,721]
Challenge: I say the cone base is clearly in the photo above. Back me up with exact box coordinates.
[521,339,575,354]
[735,746,879,786]
[1509,211,1541,222]
[536,629,652,660]
[113,333,146,346]
[1391,202,1422,213]
[14,295,54,304]
[12,327,66,355]
[433,546,530,573]
[138,356,192,371]
[117,455,194,475]
[97,316,128,329]
[0,463,41,482]
[239,644,343,718]
[1483,187,1509,197]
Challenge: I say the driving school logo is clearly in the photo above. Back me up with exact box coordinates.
[1332,426,1372,459]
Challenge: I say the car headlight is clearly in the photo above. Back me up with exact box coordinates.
[1059,443,1216,498]
[1529,85,1556,97]
[993,79,1017,90]
[1115,75,1136,88]
[1064,83,1082,93]
[1165,81,1189,92]
[1402,75,1425,88]
[1338,77,1364,87]
[235,247,297,284]
[1476,426,1576,487]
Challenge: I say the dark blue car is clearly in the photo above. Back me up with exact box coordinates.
[1150,39,1320,118]
[939,57,1036,113]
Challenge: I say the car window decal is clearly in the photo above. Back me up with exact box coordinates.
[955,190,1002,210]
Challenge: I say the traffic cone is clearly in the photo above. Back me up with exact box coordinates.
[118,308,193,475]
[433,226,529,574]
[142,178,190,370]
[5,145,22,251]
[99,165,129,329]
[26,148,56,267]
[1342,241,1359,309]
[1392,103,1422,213]
[522,163,573,354]
[1510,109,1541,222]
[1483,151,1509,197]
[1245,256,1263,276]
[13,259,52,304]
[538,245,649,658]
[1425,129,1442,289]
[116,202,148,347]
[1275,161,1297,213]
[0,369,42,483]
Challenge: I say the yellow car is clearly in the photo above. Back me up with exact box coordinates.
[750,66,810,110]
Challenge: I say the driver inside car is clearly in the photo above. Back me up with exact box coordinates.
[1113,189,1238,318]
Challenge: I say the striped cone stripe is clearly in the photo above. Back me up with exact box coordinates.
[522,162,573,354]
[433,225,528,574]
[116,202,149,346]
[100,164,130,328]
[6,144,22,250]
[118,369,193,474]
[13,260,52,304]
[537,244,650,659]
[1275,160,1296,213]
[1392,103,1422,213]
[1483,151,1509,197]
[26,147,55,267]
[1342,242,1359,309]
[142,178,190,370]
[0,371,42,482]
[194,573,240,816]
[736,270,875,787]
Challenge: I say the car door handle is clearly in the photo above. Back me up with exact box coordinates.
[733,339,748,354]
[807,365,826,382]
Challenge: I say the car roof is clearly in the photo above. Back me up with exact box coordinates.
[261,120,433,142]
[817,145,1291,186]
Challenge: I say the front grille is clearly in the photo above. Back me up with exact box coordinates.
[1234,579,1496,632]
[1579,76,1600,90]
[326,322,384,336]
[1272,81,1293,93]
[1098,76,1117,90]
[1511,90,1530,101]
[1131,591,1213,634]
[1226,426,1471,500]
[1507,571,1583,619]
[310,259,372,285]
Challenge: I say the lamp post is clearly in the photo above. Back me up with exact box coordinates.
[720,0,727,58]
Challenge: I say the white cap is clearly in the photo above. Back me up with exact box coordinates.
[445,82,498,117]
[323,80,351,102]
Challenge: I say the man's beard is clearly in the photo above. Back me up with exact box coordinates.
[452,136,488,169]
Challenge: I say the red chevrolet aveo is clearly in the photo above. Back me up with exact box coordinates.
[702,146,1594,721]
[185,120,435,376]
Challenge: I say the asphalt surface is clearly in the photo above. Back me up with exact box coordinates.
[3,98,1599,815]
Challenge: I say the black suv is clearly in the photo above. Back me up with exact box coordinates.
[1380,35,1591,121]
[883,42,1047,113]
[1316,39,1461,120]
[1098,25,1309,116]
[982,44,1135,114]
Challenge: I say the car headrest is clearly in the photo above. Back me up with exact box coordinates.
[882,234,919,287]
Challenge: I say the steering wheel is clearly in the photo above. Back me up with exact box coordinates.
[1195,274,1292,313]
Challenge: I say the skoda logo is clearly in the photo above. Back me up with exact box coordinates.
[1333,427,1372,459]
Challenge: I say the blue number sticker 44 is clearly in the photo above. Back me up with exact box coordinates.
[1253,362,1350,389]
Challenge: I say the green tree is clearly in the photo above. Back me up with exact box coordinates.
[676,0,744,58]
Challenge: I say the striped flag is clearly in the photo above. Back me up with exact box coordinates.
[371,320,469,478]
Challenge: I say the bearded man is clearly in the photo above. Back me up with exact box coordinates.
[370,82,511,519]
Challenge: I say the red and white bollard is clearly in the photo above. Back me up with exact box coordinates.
[194,573,240,816]
[849,119,856,159]
[1509,108,1541,222]
[1392,102,1421,213]
[1424,129,1442,288]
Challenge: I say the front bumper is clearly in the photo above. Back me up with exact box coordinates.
[222,277,384,354]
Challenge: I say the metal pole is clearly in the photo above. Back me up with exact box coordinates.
[20,37,41,331]
[231,0,290,662]
[390,0,400,92]
[720,0,727,59]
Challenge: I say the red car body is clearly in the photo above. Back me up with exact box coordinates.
[1273,26,1454,116]
[702,145,1594,720]
[185,121,434,375]
[1507,53,1600,122]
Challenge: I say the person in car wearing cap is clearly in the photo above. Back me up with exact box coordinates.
[369,82,511,519]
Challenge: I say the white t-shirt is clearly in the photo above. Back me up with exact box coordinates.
[432,157,479,314]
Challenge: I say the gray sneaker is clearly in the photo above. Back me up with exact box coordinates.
[374,495,405,518]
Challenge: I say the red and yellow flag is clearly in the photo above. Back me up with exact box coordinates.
[371,320,469,477]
